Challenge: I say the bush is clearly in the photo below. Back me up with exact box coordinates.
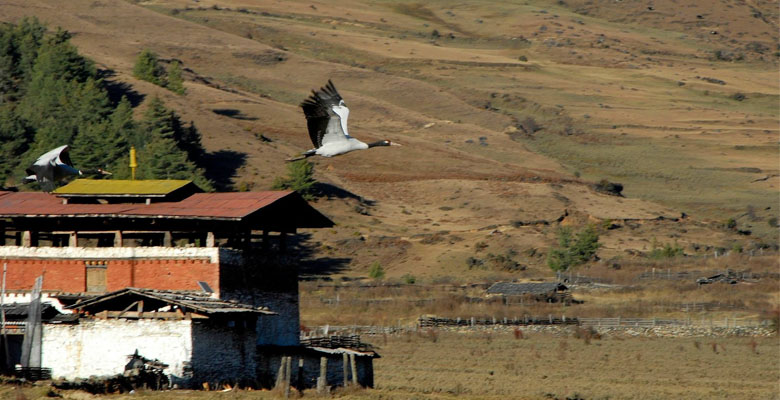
[402,274,416,284]
[368,261,385,280]
[649,238,684,259]
[593,179,623,196]
[272,160,316,200]
[547,225,600,271]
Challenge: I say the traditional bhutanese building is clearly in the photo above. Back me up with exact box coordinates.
[0,179,332,346]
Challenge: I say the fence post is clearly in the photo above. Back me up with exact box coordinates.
[471,317,475,327]
[317,357,327,394]
[549,314,553,324]
[617,316,621,326]
[284,357,292,398]
[652,317,656,327]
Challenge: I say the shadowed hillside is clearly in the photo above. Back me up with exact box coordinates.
[0,0,776,281]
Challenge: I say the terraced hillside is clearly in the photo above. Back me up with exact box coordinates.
[1,0,777,281]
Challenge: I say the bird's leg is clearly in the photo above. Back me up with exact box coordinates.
[286,149,316,162]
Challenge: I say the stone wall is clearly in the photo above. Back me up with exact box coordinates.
[43,318,259,387]
[191,321,257,385]
[43,319,193,381]
[222,291,300,346]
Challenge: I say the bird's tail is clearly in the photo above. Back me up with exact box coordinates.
[285,150,316,162]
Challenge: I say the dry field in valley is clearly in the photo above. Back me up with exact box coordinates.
[3,333,779,399]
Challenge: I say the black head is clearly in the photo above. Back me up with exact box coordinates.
[367,140,400,148]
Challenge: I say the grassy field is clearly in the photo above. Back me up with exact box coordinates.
[3,332,778,400]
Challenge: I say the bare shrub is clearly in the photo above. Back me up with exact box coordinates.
[513,328,524,340]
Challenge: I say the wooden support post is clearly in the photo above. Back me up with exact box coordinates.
[274,357,286,390]
[262,230,269,251]
[284,356,292,398]
[163,231,172,247]
[69,232,78,247]
[342,353,349,387]
[114,231,123,247]
[317,357,327,394]
[296,358,304,392]
[206,232,215,247]
[21,231,31,247]
[350,354,358,386]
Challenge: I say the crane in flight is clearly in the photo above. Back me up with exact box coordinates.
[288,80,400,161]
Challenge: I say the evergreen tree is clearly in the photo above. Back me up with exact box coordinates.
[0,104,31,185]
[272,160,316,200]
[166,60,185,94]
[178,122,205,163]
[134,97,213,190]
[13,17,46,84]
[132,49,165,85]
[547,225,601,272]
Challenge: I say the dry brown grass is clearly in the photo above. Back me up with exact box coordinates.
[8,333,775,399]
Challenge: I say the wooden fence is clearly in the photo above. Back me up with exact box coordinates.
[418,315,578,328]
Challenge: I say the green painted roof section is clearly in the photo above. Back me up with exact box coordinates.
[53,179,194,196]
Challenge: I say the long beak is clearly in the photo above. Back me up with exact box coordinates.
[390,142,402,146]
[99,168,113,175]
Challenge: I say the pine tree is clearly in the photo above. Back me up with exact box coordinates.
[0,104,31,185]
[166,60,185,94]
[132,49,165,86]
[547,225,601,272]
[134,97,213,190]
[177,122,205,163]
[272,160,316,200]
[14,17,46,84]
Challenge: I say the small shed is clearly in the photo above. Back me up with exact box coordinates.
[486,282,571,304]
[43,288,275,387]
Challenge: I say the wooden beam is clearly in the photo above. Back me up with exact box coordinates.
[114,231,123,247]
[102,311,208,319]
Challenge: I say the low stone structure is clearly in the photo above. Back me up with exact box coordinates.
[486,282,571,304]
[43,288,271,387]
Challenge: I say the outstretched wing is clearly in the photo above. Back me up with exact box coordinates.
[56,145,74,167]
[25,145,74,189]
[300,80,349,148]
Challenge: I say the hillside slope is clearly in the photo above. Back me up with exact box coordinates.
[1,0,777,280]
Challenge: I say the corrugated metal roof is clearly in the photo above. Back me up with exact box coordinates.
[69,288,275,315]
[486,282,567,295]
[53,179,195,196]
[0,191,290,220]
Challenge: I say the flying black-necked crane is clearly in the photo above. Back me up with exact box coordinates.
[288,80,400,161]
[22,145,110,191]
